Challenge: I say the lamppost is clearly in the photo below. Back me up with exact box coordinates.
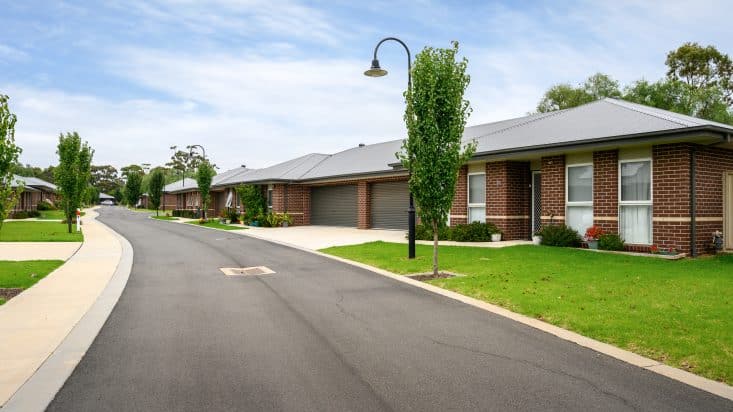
[187,144,207,161]
[364,37,416,259]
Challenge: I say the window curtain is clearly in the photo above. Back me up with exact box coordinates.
[468,174,485,204]
[568,166,592,202]
[620,205,651,244]
[621,162,651,201]
[567,206,593,235]
[468,207,486,223]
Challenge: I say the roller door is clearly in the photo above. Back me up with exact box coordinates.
[371,181,409,229]
[310,185,358,227]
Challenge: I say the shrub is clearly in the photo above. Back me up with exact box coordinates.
[598,233,625,251]
[538,224,582,247]
[260,212,292,227]
[36,201,56,211]
[414,222,500,242]
[451,221,500,242]
[10,211,29,219]
[171,209,196,219]
[227,209,240,223]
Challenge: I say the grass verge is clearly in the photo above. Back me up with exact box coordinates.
[320,241,733,384]
[152,216,178,221]
[0,260,64,305]
[38,210,85,220]
[0,221,83,242]
[185,220,246,231]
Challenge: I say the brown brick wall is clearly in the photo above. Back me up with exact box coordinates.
[593,150,619,233]
[695,146,733,253]
[486,161,531,240]
[540,155,565,224]
[652,143,692,252]
[357,181,370,229]
[450,166,468,225]
[272,185,285,213]
[285,184,309,226]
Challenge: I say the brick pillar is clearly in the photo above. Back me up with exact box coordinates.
[449,166,468,226]
[593,150,619,233]
[272,184,285,213]
[540,155,565,225]
[357,181,371,229]
[486,161,531,240]
[652,143,692,253]
[285,185,309,226]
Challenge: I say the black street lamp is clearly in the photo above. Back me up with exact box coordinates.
[187,144,207,161]
[364,37,416,259]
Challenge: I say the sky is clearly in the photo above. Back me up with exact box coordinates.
[2,0,733,172]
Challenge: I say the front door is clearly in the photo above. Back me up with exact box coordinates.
[726,172,733,250]
[532,171,542,234]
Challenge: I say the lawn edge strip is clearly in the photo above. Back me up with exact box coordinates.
[231,230,733,401]
[148,215,247,232]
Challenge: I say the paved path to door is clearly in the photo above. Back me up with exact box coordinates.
[47,207,731,411]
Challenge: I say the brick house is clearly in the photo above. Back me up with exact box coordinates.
[10,175,58,213]
[162,99,733,255]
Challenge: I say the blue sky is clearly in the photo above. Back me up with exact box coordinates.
[2,0,732,171]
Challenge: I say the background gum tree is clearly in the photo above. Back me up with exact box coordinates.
[399,41,475,276]
[123,166,143,207]
[195,160,215,221]
[55,132,93,233]
[0,94,22,235]
[148,168,165,216]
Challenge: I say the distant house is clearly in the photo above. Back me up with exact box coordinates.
[99,192,116,205]
[10,175,58,213]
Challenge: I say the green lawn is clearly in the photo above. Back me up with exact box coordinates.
[151,215,178,221]
[321,241,733,384]
[0,260,64,305]
[38,210,85,220]
[185,220,246,231]
[0,221,84,242]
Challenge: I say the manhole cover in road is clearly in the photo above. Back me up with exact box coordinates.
[220,266,275,276]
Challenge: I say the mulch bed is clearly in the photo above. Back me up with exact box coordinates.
[408,272,456,282]
[0,288,24,301]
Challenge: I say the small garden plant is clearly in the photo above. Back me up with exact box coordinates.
[538,224,582,247]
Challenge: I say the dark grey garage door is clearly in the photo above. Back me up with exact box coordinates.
[310,185,358,227]
[371,181,409,229]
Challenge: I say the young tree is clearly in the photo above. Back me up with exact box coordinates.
[195,160,215,221]
[123,169,143,207]
[148,168,165,216]
[399,41,475,276]
[55,132,94,233]
[0,94,23,235]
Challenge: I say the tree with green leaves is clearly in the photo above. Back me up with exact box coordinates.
[55,132,94,233]
[195,160,215,220]
[91,165,121,194]
[123,167,143,207]
[537,73,621,113]
[0,94,23,235]
[399,41,475,276]
[666,42,733,104]
[148,168,165,216]
[236,184,266,221]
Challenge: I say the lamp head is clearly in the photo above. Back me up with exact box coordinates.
[364,59,388,77]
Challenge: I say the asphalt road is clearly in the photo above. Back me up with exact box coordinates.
[47,207,732,411]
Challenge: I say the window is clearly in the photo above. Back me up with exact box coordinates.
[468,173,486,223]
[566,164,593,235]
[267,185,273,210]
[619,160,652,244]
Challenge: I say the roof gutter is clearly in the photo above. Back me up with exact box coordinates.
[690,146,698,257]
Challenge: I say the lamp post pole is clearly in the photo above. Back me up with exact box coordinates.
[364,37,416,259]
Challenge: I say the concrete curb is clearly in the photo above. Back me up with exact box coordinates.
[233,229,733,402]
[1,213,134,412]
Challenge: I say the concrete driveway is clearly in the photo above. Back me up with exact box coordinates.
[242,225,532,250]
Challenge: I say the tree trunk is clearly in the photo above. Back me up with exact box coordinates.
[432,220,439,276]
[66,208,72,234]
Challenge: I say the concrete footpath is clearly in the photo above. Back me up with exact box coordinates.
[0,208,130,408]
[0,242,81,261]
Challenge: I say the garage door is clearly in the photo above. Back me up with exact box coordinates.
[310,185,358,227]
[371,181,409,229]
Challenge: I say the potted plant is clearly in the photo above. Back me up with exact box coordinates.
[584,225,604,249]
[280,213,293,227]
[490,230,502,242]
[532,230,542,245]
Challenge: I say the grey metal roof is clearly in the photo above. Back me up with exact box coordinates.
[163,178,198,194]
[300,140,404,180]
[11,175,57,191]
[235,153,330,183]
[211,166,256,187]
[468,98,733,155]
[99,192,115,200]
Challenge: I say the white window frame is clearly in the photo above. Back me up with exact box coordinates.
[618,158,653,245]
[565,163,594,233]
[467,172,486,223]
[267,184,274,211]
